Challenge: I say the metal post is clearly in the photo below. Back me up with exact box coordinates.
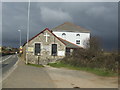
[20,30,21,46]
[38,56,39,65]
[26,0,30,64]
[37,53,40,65]
[18,30,21,47]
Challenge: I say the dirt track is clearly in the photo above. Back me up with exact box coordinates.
[44,66,118,88]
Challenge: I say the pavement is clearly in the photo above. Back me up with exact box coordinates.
[2,58,118,88]
[2,58,56,88]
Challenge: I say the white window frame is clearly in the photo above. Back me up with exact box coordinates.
[76,34,80,39]
[62,33,66,39]
[76,40,80,45]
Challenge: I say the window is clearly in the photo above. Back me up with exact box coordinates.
[76,34,80,39]
[62,33,66,39]
[62,33,66,36]
[66,48,70,56]
[76,40,80,44]
[76,34,80,36]
[51,44,57,56]
[34,43,41,55]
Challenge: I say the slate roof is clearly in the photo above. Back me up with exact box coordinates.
[23,28,82,48]
[58,37,82,48]
[52,22,90,33]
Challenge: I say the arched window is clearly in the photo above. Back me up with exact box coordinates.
[62,33,66,39]
[76,34,80,39]
[76,34,80,36]
[62,33,66,36]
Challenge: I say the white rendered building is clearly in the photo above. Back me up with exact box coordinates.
[52,22,90,48]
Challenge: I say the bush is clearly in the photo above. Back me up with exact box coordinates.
[62,49,118,73]
[62,37,118,73]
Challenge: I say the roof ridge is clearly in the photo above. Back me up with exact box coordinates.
[52,22,90,32]
[23,28,66,46]
[53,22,75,29]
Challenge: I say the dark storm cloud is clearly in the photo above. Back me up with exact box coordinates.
[0,2,2,46]
[2,2,118,51]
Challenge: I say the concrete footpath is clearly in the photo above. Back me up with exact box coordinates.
[2,59,56,88]
[2,58,118,88]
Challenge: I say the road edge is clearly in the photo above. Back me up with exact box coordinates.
[1,55,20,86]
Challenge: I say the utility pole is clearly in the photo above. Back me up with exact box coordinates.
[18,30,21,47]
[18,30,22,54]
[26,0,30,64]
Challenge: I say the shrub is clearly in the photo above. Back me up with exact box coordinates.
[62,37,118,73]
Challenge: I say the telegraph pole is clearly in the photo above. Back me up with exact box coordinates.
[18,30,21,47]
[26,0,30,64]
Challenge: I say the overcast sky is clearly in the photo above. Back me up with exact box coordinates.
[2,2,118,51]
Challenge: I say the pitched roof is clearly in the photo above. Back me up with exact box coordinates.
[23,28,66,46]
[58,37,82,48]
[52,22,90,33]
[23,28,82,49]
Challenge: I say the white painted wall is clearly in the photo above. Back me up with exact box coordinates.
[53,31,90,48]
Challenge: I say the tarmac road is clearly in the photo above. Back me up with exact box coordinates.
[1,54,18,75]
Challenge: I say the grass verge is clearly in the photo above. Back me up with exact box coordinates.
[27,63,44,68]
[48,62,117,77]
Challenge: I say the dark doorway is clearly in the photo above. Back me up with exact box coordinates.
[66,48,71,56]
[51,44,57,56]
[35,43,41,55]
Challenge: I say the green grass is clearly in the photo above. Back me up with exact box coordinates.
[27,63,44,68]
[48,62,117,77]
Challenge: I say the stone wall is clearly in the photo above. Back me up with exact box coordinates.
[23,29,66,65]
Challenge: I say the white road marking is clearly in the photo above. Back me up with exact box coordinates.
[0,55,19,83]
[0,55,13,64]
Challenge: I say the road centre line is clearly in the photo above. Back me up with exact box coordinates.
[0,55,13,64]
